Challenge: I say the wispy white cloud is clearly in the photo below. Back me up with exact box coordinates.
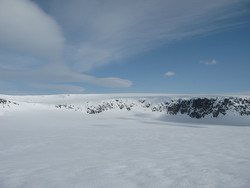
[48,0,249,71]
[165,72,175,77]
[200,59,217,65]
[0,0,132,92]
[0,0,248,93]
[0,0,64,59]
[0,61,132,93]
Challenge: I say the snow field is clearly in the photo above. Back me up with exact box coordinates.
[1,107,250,188]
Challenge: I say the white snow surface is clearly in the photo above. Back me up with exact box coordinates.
[0,94,250,188]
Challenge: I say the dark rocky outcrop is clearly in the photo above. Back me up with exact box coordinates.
[85,97,250,119]
[0,98,19,108]
[0,98,8,104]
[166,97,250,118]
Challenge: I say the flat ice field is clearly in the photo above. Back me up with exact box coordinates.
[0,94,250,188]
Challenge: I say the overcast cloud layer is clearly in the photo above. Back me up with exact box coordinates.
[0,0,249,93]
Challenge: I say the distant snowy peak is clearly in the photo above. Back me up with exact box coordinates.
[1,95,249,119]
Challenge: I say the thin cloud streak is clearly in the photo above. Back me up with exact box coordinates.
[0,61,132,92]
[200,59,217,65]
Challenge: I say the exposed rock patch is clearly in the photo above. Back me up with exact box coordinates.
[84,97,250,118]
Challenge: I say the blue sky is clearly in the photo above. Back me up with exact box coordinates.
[0,0,250,94]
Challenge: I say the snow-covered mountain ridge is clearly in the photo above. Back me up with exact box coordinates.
[1,94,249,119]
[85,97,250,118]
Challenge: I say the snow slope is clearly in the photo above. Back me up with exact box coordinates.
[0,94,250,188]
